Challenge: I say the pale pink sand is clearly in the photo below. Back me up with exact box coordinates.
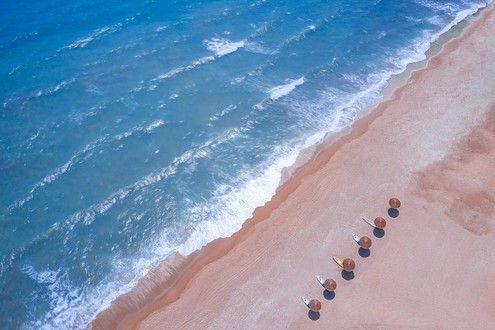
[93,5,495,330]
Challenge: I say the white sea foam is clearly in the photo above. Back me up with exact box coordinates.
[244,41,278,55]
[177,144,302,256]
[269,77,305,100]
[9,120,166,211]
[30,79,75,99]
[413,0,459,14]
[63,125,244,227]
[282,24,318,48]
[405,15,422,23]
[64,25,120,50]
[249,24,270,38]
[8,65,23,75]
[393,1,488,74]
[427,15,445,27]
[155,25,168,32]
[112,120,165,141]
[10,153,81,210]
[27,241,172,330]
[22,265,61,285]
[134,49,157,59]
[67,36,94,49]
[433,5,484,39]
[250,0,268,8]
[204,38,245,57]
[153,56,215,80]
[209,104,237,122]
[288,73,384,136]
[23,265,85,330]
[230,76,245,85]
[145,120,166,133]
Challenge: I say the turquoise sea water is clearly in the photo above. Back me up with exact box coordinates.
[0,0,490,328]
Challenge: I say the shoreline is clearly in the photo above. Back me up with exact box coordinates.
[92,4,495,329]
[280,3,479,187]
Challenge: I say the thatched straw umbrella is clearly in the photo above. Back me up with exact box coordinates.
[343,258,355,272]
[309,299,322,312]
[360,236,372,249]
[389,197,401,209]
[324,279,337,291]
[374,217,386,229]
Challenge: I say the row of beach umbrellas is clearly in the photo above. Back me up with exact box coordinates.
[302,197,401,313]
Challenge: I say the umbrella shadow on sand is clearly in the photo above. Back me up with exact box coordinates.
[388,208,400,218]
[308,311,320,321]
[341,270,355,281]
[323,290,336,300]
[358,247,371,258]
[373,228,385,238]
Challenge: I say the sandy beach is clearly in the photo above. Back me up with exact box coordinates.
[93,4,495,329]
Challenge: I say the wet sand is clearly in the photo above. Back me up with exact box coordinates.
[93,4,495,329]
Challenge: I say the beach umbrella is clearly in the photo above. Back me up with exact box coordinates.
[360,236,372,249]
[389,197,401,209]
[374,217,386,229]
[309,299,322,312]
[343,258,355,272]
[324,279,337,291]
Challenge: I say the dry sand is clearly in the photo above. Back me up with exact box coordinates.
[93,4,495,330]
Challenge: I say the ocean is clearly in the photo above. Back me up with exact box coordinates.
[0,0,489,328]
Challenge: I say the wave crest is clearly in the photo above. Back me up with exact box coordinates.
[153,56,215,81]
[269,77,305,100]
[204,38,245,57]
[64,25,121,50]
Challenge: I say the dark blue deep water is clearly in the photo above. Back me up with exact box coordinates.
[0,0,489,328]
